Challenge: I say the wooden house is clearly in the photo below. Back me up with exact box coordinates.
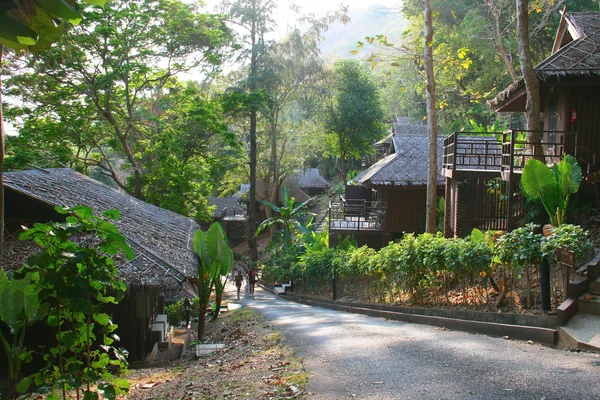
[207,185,248,244]
[2,168,199,361]
[329,122,445,249]
[443,10,600,236]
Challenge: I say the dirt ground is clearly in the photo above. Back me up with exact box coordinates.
[122,308,308,400]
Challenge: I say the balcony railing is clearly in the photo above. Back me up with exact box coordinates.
[443,130,597,179]
[328,197,386,232]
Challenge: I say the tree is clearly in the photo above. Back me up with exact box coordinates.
[6,0,232,198]
[222,0,277,263]
[0,0,107,267]
[516,0,543,156]
[257,8,349,209]
[140,82,240,221]
[424,0,439,234]
[326,59,386,178]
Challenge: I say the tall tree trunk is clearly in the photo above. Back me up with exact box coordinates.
[248,109,258,262]
[424,0,439,234]
[516,0,543,157]
[247,14,259,263]
[0,45,4,267]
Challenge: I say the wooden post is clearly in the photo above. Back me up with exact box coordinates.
[506,131,516,231]
[540,257,551,312]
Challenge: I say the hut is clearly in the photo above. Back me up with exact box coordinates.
[329,122,445,248]
[3,168,199,360]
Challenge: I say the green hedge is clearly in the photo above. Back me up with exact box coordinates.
[261,224,593,309]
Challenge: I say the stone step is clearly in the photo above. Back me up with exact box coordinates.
[274,281,292,295]
[558,313,600,353]
[579,294,600,316]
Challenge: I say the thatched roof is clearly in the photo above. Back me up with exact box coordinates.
[356,135,445,186]
[209,195,246,220]
[289,168,330,189]
[250,178,310,203]
[3,168,199,300]
[489,11,600,110]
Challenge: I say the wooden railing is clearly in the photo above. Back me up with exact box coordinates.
[443,130,597,178]
[442,132,502,173]
[328,197,386,232]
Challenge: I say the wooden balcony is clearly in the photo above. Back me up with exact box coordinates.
[443,130,597,181]
[328,197,386,233]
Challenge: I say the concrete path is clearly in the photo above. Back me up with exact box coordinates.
[238,287,600,400]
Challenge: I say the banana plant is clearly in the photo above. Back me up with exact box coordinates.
[256,187,313,250]
[193,223,233,339]
[521,154,582,226]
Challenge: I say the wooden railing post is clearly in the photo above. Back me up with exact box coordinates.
[506,130,516,231]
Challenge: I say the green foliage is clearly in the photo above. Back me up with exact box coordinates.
[193,223,233,337]
[165,297,201,326]
[6,0,233,205]
[326,59,386,172]
[521,154,583,226]
[541,224,593,262]
[12,205,132,399]
[0,270,49,396]
[495,224,543,272]
[256,187,313,251]
[0,0,107,51]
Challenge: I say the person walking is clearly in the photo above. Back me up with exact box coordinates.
[248,267,257,296]
[234,270,244,299]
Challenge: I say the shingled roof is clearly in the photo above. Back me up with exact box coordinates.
[3,168,199,300]
[356,135,445,186]
[289,168,330,189]
[490,11,600,109]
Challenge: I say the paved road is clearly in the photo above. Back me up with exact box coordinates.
[241,288,600,400]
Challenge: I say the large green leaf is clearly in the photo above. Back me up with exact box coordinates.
[0,270,28,329]
[558,154,582,196]
[0,0,106,51]
[521,159,555,200]
[36,0,82,24]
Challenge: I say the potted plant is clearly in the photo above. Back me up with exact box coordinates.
[520,154,582,230]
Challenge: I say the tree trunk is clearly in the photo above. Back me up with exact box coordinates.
[0,45,4,267]
[516,0,543,158]
[424,0,439,234]
[198,304,207,341]
[248,109,258,262]
[247,12,259,263]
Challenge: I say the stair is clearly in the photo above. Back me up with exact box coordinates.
[558,276,600,352]
[274,281,292,295]
[314,211,328,233]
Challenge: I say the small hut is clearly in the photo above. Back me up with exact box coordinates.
[3,168,199,360]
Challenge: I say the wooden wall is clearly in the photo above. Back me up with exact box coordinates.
[385,186,427,234]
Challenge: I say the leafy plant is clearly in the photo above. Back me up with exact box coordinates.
[436,196,445,232]
[521,154,582,226]
[541,224,593,263]
[193,223,233,339]
[495,224,543,308]
[256,187,313,250]
[13,205,132,400]
[0,270,49,397]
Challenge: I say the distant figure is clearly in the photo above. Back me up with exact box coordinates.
[234,270,244,299]
[248,267,257,296]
